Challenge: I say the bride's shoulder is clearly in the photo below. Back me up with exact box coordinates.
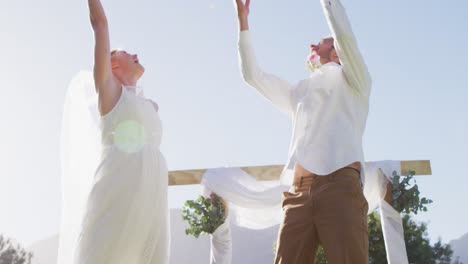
[147,99,159,112]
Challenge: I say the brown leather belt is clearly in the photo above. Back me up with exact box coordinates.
[293,167,361,186]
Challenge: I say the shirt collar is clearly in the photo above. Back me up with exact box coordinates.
[309,62,340,77]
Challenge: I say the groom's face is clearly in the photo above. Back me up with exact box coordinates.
[311,37,335,59]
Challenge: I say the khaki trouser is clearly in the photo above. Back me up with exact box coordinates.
[274,168,369,264]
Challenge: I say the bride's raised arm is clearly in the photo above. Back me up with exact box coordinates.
[88,0,120,115]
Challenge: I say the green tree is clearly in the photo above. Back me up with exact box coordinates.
[0,235,33,264]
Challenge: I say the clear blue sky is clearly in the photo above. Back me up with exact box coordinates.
[0,0,467,247]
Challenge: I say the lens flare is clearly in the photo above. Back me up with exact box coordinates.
[114,120,147,153]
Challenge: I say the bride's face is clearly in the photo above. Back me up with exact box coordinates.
[111,50,145,79]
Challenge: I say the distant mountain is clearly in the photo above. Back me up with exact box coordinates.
[28,209,278,264]
[450,233,468,263]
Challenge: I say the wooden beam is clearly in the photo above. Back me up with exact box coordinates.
[168,169,206,186]
[168,160,431,186]
[241,165,283,181]
[400,160,432,176]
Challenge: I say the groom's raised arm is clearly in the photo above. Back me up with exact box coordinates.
[235,0,296,116]
[321,0,371,97]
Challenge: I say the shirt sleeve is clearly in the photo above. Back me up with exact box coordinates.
[321,0,372,97]
[238,30,296,115]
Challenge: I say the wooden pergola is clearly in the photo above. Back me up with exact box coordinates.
[168,160,432,186]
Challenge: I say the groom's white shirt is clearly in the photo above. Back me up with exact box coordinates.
[238,0,372,185]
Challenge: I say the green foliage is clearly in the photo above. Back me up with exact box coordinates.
[368,213,456,264]
[391,170,433,214]
[404,215,454,264]
[0,235,33,264]
[182,193,227,239]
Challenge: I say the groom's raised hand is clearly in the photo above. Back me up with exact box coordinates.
[234,0,250,31]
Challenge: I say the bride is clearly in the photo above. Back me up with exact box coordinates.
[57,0,170,263]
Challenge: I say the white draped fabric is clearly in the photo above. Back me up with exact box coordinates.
[202,161,408,264]
[202,168,288,230]
[379,201,409,264]
[210,222,232,264]
[364,161,409,264]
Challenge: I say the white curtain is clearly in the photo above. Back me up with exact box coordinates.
[202,161,408,264]
[210,222,232,264]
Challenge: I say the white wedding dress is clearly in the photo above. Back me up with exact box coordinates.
[58,72,170,264]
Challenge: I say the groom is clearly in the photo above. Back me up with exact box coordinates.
[234,0,372,263]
